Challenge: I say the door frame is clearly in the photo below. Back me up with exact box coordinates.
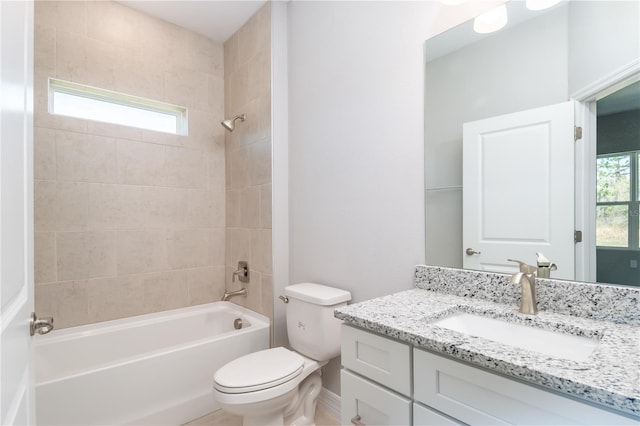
[572,59,640,282]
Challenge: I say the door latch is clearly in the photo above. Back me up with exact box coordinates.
[30,312,54,336]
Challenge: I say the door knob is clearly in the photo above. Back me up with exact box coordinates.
[465,248,481,256]
[30,312,54,336]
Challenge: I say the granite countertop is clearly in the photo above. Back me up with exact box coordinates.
[334,267,640,418]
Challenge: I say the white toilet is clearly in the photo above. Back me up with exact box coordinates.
[213,283,351,426]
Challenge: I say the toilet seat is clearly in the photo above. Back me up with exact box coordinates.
[214,347,305,394]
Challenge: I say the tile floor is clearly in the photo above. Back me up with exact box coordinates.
[183,405,340,426]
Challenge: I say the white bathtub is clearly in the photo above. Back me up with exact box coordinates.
[33,302,270,426]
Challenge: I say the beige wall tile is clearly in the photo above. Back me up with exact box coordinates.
[34,127,56,180]
[226,228,251,268]
[56,30,117,88]
[87,275,144,323]
[223,32,239,80]
[226,189,240,228]
[165,67,209,111]
[226,68,249,116]
[187,189,225,229]
[241,186,261,228]
[261,184,272,229]
[164,146,208,188]
[248,51,270,101]
[86,1,140,48]
[34,24,56,74]
[34,0,241,329]
[116,139,165,185]
[57,231,117,281]
[117,229,169,275]
[86,121,143,141]
[167,229,210,269]
[187,32,224,78]
[141,129,182,147]
[88,184,144,230]
[36,1,86,36]
[34,180,88,232]
[35,281,89,329]
[208,144,226,192]
[228,145,250,190]
[184,109,219,152]
[141,186,187,229]
[115,47,167,101]
[139,14,188,68]
[237,10,262,68]
[56,131,117,183]
[250,229,272,274]
[141,270,189,314]
[208,228,226,266]
[208,75,225,115]
[249,140,271,186]
[35,232,56,284]
[188,266,226,305]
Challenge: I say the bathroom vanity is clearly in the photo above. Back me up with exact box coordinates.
[335,266,640,425]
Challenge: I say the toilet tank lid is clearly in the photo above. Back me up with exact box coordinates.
[284,283,351,306]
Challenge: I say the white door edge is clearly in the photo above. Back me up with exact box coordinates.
[571,62,640,283]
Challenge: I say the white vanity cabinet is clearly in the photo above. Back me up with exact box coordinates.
[341,324,638,426]
[340,325,412,425]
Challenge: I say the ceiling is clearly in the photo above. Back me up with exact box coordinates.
[118,0,267,43]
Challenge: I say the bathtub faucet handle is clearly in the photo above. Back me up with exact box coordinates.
[232,261,249,283]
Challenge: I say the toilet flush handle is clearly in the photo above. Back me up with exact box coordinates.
[278,295,289,303]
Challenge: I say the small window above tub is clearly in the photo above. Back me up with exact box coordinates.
[48,78,188,135]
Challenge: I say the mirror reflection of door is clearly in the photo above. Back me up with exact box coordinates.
[462,101,575,279]
[595,81,640,286]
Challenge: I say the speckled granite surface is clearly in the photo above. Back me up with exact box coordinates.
[335,266,640,417]
[415,265,640,325]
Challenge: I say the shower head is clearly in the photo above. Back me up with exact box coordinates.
[221,114,246,132]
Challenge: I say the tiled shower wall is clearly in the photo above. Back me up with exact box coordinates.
[33,0,227,328]
[224,3,273,320]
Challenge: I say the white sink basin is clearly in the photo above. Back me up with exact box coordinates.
[433,313,599,362]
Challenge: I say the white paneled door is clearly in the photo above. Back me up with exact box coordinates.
[0,1,36,425]
[463,101,575,279]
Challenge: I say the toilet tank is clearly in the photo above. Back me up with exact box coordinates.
[284,283,351,361]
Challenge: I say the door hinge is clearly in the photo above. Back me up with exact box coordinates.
[574,126,583,141]
[574,230,583,243]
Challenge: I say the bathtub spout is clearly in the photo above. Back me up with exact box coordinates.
[222,288,247,301]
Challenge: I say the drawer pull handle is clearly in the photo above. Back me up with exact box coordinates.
[351,415,365,426]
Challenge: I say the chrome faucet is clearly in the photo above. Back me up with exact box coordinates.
[535,252,557,278]
[222,288,247,301]
[507,259,538,315]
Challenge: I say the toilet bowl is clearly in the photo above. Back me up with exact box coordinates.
[213,347,325,426]
[212,283,351,426]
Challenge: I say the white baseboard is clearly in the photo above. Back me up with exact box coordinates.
[317,387,341,421]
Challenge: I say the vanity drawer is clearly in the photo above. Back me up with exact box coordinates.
[341,325,411,395]
[413,403,462,426]
[414,349,637,425]
[341,369,411,426]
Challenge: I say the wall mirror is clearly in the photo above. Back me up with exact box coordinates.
[424,0,640,286]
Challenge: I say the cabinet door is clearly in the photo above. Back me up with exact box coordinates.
[414,349,638,425]
[341,325,411,396]
[413,403,462,426]
[341,369,411,426]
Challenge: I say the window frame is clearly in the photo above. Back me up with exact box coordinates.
[48,78,188,135]
[596,150,640,250]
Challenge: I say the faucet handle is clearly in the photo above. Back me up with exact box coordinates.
[507,259,537,274]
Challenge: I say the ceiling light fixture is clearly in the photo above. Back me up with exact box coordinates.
[473,4,508,34]
[526,0,562,11]
[439,0,470,5]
